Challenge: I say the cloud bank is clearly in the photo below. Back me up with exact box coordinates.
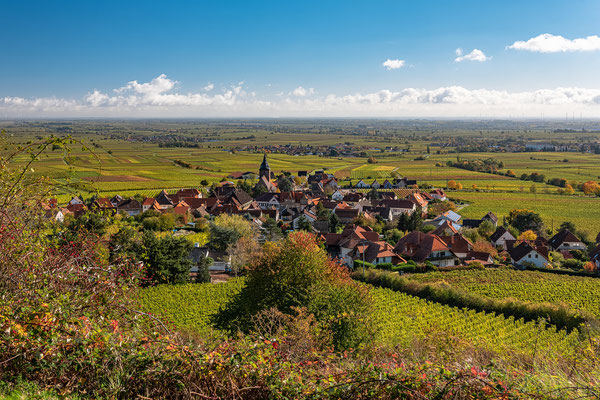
[3,74,600,118]
[455,48,490,62]
[508,33,600,53]
[382,59,405,70]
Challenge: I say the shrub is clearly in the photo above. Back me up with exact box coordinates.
[215,232,374,351]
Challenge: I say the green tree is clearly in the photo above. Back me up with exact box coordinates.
[329,212,340,233]
[140,232,193,284]
[297,215,313,232]
[210,214,257,252]
[477,220,495,239]
[262,217,283,241]
[195,256,212,283]
[278,177,294,192]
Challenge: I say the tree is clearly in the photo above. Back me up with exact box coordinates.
[329,212,340,233]
[367,156,377,164]
[426,144,431,154]
[367,187,380,200]
[477,220,495,239]
[236,179,253,193]
[297,215,313,232]
[278,177,294,192]
[140,232,193,284]
[397,212,409,232]
[456,182,463,190]
[108,226,138,262]
[407,210,423,232]
[316,202,331,221]
[195,256,212,283]
[262,217,283,241]
[384,228,403,245]
[508,209,544,234]
[560,221,576,232]
[581,181,600,196]
[210,214,257,252]
[200,179,209,186]
[517,230,537,243]
[565,184,575,195]
[447,180,458,190]
[228,236,260,276]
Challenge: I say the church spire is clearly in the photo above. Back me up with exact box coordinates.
[259,153,271,180]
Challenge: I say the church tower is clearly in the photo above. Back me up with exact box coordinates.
[259,153,271,180]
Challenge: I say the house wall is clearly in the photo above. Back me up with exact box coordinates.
[557,242,586,251]
[493,232,515,249]
[515,250,548,268]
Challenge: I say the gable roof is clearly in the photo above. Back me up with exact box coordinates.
[482,212,498,224]
[489,226,515,243]
[548,229,584,249]
[394,231,452,263]
[431,220,459,236]
[508,242,549,262]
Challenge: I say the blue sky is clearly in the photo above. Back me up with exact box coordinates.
[2,0,600,117]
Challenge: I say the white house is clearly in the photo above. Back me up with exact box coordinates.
[256,193,280,210]
[331,189,344,201]
[509,242,549,268]
[489,227,516,250]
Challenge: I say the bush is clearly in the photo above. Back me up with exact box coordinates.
[354,259,375,270]
[215,232,374,351]
[562,258,585,270]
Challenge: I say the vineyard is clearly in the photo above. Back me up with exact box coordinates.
[139,277,585,360]
[349,165,398,179]
[407,268,600,319]
[371,286,583,358]
[138,278,245,337]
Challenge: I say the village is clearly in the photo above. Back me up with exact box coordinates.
[41,153,600,279]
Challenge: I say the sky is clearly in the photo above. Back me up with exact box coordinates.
[2,0,600,118]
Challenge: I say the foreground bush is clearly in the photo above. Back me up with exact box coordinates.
[215,231,375,351]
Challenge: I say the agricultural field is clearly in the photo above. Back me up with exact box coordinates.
[407,268,600,319]
[138,278,246,337]
[372,286,582,358]
[139,278,585,358]
[4,120,600,234]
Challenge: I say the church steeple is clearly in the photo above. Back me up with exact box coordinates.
[259,153,271,180]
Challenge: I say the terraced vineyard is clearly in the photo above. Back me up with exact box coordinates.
[407,268,600,318]
[372,287,582,357]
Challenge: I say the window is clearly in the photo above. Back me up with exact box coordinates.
[535,254,538,258]
[528,254,531,258]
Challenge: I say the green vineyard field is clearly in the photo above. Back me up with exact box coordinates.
[407,268,600,318]
[139,277,584,358]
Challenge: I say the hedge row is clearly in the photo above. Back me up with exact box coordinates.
[525,265,600,279]
[352,269,595,333]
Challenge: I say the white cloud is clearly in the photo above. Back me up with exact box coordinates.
[203,83,214,91]
[382,59,405,70]
[3,74,600,117]
[455,48,490,62]
[292,86,315,97]
[508,33,600,53]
